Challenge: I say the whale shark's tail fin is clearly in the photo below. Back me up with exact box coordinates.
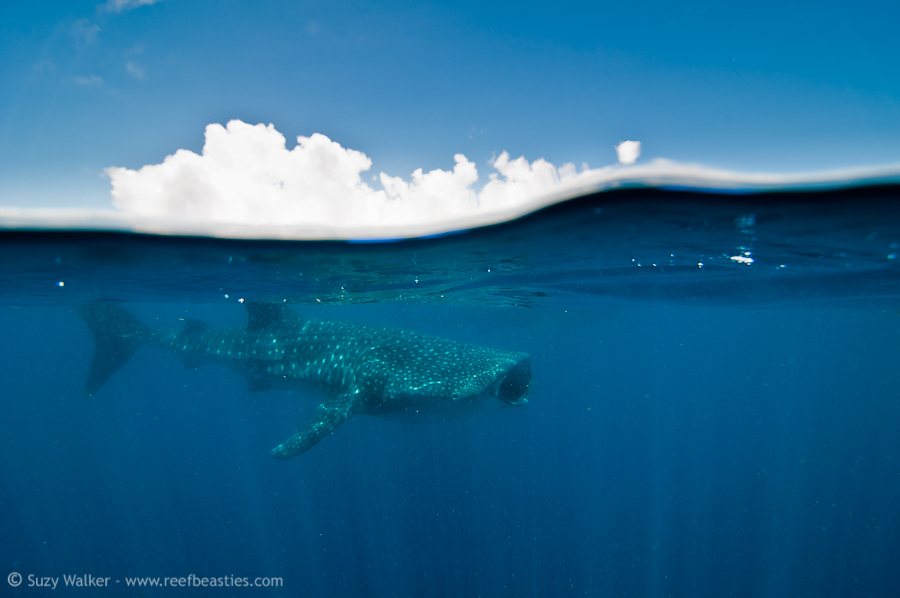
[77,303,150,395]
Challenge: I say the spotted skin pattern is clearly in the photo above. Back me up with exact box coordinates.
[78,303,533,458]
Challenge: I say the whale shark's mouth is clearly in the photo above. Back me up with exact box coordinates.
[497,357,532,406]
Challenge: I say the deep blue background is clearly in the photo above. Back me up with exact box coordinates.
[2,299,899,597]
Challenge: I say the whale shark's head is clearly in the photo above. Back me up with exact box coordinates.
[496,356,532,406]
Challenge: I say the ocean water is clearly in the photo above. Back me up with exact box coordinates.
[1,187,899,597]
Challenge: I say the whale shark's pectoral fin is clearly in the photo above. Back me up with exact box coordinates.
[271,392,362,459]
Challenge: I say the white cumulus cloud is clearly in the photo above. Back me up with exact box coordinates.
[106,120,608,231]
[109,121,384,227]
[480,152,587,209]
[379,154,479,224]
[616,140,641,165]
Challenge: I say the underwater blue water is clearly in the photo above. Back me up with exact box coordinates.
[1,188,900,597]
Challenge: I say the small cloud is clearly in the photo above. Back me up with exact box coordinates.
[616,140,641,165]
[126,61,145,80]
[99,0,165,13]
[33,59,56,71]
[307,21,319,34]
[71,18,100,43]
[73,75,105,86]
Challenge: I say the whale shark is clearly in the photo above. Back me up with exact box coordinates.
[78,303,532,458]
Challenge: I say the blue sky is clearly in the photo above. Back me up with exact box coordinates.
[1,0,899,228]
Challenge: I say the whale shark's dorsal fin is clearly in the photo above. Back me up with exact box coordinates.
[182,318,209,336]
[246,303,302,333]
